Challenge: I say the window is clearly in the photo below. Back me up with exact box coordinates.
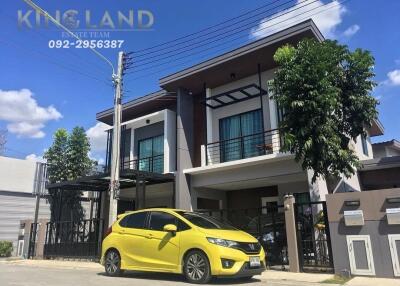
[294,193,310,204]
[138,135,164,173]
[119,212,148,229]
[361,135,369,156]
[147,212,190,232]
[219,109,263,162]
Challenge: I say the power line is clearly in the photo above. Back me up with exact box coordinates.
[0,9,110,78]
[132,0,295,57]
[22,0,116,75]
[125,0,348,82]
[128,0,321,70]
[0,38,112,86]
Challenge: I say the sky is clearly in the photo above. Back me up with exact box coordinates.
[0,0,399,164]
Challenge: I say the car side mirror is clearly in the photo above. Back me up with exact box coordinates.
[163,224,177,233]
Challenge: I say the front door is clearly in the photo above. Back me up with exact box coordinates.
[142,211,181,271]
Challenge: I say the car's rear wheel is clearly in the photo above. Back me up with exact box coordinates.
[105,249,123,277]
[184,250,212,284]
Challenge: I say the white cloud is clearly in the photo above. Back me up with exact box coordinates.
[250,0,347,39]
[0,89,62,138]
[86,122,110,153]
[343,24,360,37]
[25,153,46,162]
[386,69,400,86]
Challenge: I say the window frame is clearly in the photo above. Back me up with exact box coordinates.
[361,135,369,156]
[137,134,164,172]
[148,211,190,232]
[119,211,150,230]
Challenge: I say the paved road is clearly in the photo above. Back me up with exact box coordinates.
[0,263,326,286]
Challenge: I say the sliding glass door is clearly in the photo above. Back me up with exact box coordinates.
[219,109,263,162]
[138,135,164,173]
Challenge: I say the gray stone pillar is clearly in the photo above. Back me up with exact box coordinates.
[176,88,194,210]
[284,195,300,272]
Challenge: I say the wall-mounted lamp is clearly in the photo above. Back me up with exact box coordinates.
[345,200,360,207]
[387,197,400,204]
[146,119,150,124]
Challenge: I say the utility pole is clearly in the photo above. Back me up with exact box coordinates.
[108,51,124,226]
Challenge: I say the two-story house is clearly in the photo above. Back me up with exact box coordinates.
[94,20,383,221]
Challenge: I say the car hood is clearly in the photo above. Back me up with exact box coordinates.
[197,228,258,242]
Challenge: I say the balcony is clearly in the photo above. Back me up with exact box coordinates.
[203,129,281,166]
[121,154,164,174]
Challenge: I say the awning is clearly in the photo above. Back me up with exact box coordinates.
[46,170,175,192]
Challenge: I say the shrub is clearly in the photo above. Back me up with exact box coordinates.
[0,241,13,257]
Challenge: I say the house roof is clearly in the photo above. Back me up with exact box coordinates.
[359,155,400,171]
[96,90,176,125]
[159,19,324,94]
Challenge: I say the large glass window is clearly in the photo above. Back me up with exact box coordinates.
[361,135,369,156]
[219,109,263,162]
[138,135,164,173]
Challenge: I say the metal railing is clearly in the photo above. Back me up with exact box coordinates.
[43,219,103,259]
[197,206,289,268]
[121,154,164,174]
[205,129,281,165]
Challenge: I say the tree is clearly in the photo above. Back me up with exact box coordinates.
[44,127,96,221]
[272,39,378,182]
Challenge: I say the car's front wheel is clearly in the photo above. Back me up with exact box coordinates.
[104,249,123,277]
[184,250,212,284]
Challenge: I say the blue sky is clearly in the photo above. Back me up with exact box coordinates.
[0,0,399,163]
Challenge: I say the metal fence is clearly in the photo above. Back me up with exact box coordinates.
[198,206,289,269]
[295,202,333,272]
[121,154,164,173]
[205,129,281,165]
[43,219,104,259]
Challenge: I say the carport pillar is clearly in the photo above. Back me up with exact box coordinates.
[136,175,146,210]
[284,195,300,272]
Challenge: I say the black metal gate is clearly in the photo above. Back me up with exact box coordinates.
[295,201,333,272]
[43,219,104,259]
[198,206,289,270]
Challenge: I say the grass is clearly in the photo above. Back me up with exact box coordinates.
[322,275,353,285]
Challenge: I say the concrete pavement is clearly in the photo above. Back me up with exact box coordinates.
[1,259,400,286]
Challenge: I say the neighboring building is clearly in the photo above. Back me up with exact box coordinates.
[372,139,400,158]
[358,139,400,191]
[0,156,50,256]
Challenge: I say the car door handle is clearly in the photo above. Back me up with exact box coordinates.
[119,229,126,235]
[146,233,153,239]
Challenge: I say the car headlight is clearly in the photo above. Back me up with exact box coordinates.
[207,237,239,248]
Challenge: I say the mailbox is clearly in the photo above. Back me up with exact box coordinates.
[344,210,364,226]
[386,208,400,225]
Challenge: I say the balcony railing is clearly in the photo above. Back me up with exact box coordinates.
[121,154,164,174]
[204,129,281,165]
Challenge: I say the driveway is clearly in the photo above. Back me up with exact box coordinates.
[0,260,332,286]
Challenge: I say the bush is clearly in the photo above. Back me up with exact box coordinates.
[0,241,13,257]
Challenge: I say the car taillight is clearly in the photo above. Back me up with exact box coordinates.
[104,226,112,238]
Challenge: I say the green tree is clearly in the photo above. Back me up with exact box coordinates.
[272,39,378,182]
[44,127,96,221]
[43,129,69,221]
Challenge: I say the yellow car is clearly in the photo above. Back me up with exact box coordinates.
[100,208,266,283]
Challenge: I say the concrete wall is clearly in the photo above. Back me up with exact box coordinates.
[326,188,400,278]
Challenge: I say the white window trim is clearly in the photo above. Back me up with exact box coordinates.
[388,234,400,277]
[346,235,375,276]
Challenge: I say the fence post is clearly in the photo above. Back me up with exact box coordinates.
[284,195,300,272]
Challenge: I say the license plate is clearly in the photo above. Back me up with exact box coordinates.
[249,256,260,268]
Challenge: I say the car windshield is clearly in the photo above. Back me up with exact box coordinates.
[176,211,236,230]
